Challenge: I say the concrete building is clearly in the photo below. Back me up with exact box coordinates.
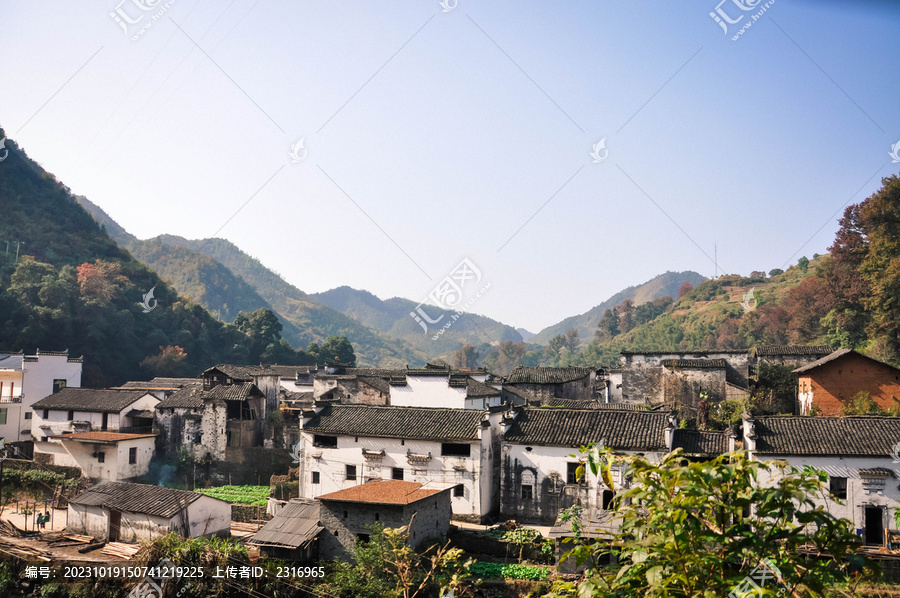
[743,415,900,545]
[504,367,597,403]
[154,381,265,460]
[316,480,455,560]
[794,349,900,415]
[0,349,83,444]
[41,432,156,481]
[500,407,675,524]
[68,481,231,542]
[299,404,501,522]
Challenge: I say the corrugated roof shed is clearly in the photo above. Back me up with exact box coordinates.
[752,416,900,456]
[249,499,323,549]
[303,404,485,441]
[69,482,221,518]
[506,367,594,385]
[32,388,153,413]
[503,408,669,450]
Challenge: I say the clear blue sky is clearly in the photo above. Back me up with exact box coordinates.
[2,0,898,333]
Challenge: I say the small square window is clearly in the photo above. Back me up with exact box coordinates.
[67,410,74,421]
[453,485,464,497]
[43,409,49,419]
[521,484,533,500]
[97,452,105,463]
[567,462,581,485]
[312,472,320,484]
[392,467,404,481]
[24,412,32,420]
[830,476,847,500]
[346,464,357,481]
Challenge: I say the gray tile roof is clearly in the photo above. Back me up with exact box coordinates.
[249,499,322,549]
[752,416,900,456]
[32,388,152,413]
[156,382,261,409]
[752,345,833,357]
[117,378,198,389]
[267,365,318,379]
[506,367,594,385]
[466,378,500,398]
[503,408,670,450]
[204,364,277,380]
[672,429,730,455]
[661,359,726,369]
[70,481,223,518]
[303,404,485,442]
[156,383,205,409]
[358,376,391,394]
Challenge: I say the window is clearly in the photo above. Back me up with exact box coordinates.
[357,533,370,543]
[314,435,338,448]
[453,485,464,497]
[0,408,6,425]
[567,462,581,485]
[441,443,471,457]
[830,476,847,499]
[67,410,74,421]
[24,412,32,420]
[97,452,105,463]
[374,513,379,521]
[521,484,533,500]
[346,464,357,481]
[42,409,49,419]
[392,467,404,481]
[343,510,348,519]
[312,472,320,484]
[602,490,615,510]
[53,379,67,394]
[129,447,137,465]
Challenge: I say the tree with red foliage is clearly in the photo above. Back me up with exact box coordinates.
[677,282,693,299]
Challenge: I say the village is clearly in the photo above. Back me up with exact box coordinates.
[2,343,900,593]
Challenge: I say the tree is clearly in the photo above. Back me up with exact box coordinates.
[140,345,188,377]
[315,336,357,366]
[595,308,619,342]
[564,328,580,353]
[551,450,869,597]
[677,281,693,299]
[798,255,810,273]
[451,344,480,369]
[768,268,784,277]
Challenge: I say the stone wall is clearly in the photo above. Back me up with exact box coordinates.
[231,504,271,523]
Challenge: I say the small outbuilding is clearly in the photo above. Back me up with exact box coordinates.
[248,498,323,561]
[67,481,231,543]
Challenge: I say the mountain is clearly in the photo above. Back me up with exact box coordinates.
[311,286,523,354]
[0,128,302,386]
[77,198,428,367]
[531,270,707,344]
[516,327,536,342]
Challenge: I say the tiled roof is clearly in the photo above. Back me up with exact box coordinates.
[303,404,485,441]
[752,416,900,456]
[466,378,500,398]
[752,345,833,357]
[268,365,318,379]
[621,350,748,356]
[358,376,391,394]
[502,385,538,404]
[117,378,198,390]
[156,383,205,409]
[54,432,155,443]
[506,367,594,385]
[503,408,670,450]
[205,382,264,402]
[661,359,727,369]
[792,348,900,374]
[32,388,153,413]
[539,398,600,409]
[672,429,729,455]
[318,480,444,505]
[203,364,276,380]
[249,499,322,549]
[70,481,223,518]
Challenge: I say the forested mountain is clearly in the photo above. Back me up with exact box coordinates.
[530,270,707,344]
[311,286,523,353]
[0,128,328,386]
[76,198,427,367]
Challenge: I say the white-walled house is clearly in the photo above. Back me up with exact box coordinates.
[500,407,675,524]
[39,432,156,481]
[743,415,900,546]
[68,481,231,542]
[0,350,83,443]
[391,374,502,410]
[299,403,502,522]
[114,378,198,401]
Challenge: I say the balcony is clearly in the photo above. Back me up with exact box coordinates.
[0,394,22,404]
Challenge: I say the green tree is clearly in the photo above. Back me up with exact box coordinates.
[768,268,784,277]
[551,450,869,597]
[315,336,357,366]
[798,256,810,273]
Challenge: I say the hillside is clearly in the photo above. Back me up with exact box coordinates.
[312,286,523,354]
[531,270,707,345]
[0,128,310,386]
[76,198,428,367]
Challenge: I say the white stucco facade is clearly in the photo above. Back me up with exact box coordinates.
[31,393,159,440]
[34,434,156,480]
[390,375,501,409]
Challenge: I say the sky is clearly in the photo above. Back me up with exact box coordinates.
[1,0,898,333]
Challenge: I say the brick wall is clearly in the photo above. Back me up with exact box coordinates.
[802,353,900,415]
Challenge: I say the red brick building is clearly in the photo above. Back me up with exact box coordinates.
[795,349,900,415]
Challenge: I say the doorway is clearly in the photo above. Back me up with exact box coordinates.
[865,506,884,545]
[109,510,121,542]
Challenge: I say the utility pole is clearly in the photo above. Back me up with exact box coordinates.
[15,241,22,264]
